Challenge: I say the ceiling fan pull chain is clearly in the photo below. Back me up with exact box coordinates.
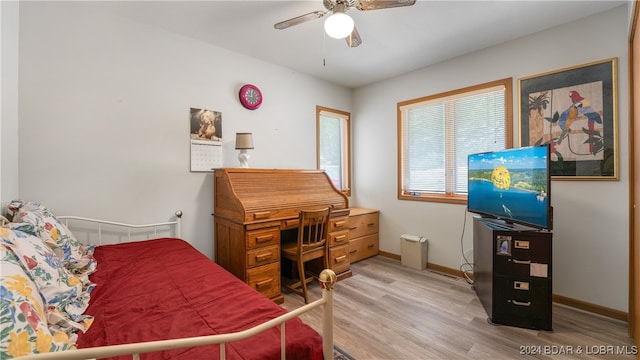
[323,31,327,67]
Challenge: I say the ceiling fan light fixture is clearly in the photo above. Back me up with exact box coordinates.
[324,11,354,39]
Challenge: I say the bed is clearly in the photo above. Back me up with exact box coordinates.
[1,201,335,359]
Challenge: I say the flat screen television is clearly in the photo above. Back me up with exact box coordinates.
[467,145,553,231]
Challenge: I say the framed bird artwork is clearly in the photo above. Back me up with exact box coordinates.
[518,58,618,180]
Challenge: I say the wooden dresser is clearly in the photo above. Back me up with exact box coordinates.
[213,168,350,304]
[348,208,379,263]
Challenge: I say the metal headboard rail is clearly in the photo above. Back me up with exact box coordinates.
[58,210,183,245]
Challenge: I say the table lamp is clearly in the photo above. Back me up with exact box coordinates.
[235,132,254,168]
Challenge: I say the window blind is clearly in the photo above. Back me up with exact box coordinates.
[401,85,506,195]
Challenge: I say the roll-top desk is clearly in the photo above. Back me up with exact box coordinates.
[213,168,351,304]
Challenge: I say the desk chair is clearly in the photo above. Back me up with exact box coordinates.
[281,208,331,304]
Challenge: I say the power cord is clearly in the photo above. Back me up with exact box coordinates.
[459,207,474,285]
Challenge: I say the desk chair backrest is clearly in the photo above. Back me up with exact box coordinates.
[281,207,332,303]
[297,208,331,253]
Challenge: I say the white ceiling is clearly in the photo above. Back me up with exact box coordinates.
[104,0,628,88]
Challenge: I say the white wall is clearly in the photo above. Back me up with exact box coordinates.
[352,5,629,312]
[1,1,20,207]
[14,2,351,260]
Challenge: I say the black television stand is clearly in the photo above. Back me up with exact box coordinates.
[473,216,553,331]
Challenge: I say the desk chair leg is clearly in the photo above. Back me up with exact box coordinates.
[297,260,309,304]
[324,250,330,270]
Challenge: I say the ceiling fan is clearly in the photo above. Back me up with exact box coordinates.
[274,0,416,48]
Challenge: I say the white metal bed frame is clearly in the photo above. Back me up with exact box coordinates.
[19,211,336,360]
[57,210,184,245]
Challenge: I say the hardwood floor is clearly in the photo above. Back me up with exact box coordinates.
[281,255,636,359]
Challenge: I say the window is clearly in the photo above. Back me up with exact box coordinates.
[317,106,351,196]
[397,78,513,203]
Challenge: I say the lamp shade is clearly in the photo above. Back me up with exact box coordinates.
[324,12,354,39]
[235,133,254,149]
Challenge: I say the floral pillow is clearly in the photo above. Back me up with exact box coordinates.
[1,243,72,358]
[1,226,95,337]
[7,201,96,278]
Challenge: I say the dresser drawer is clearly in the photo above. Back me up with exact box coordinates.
[494,236,550,274]
[329,216,350,232]
[349,233,379,263]
[247,244,279,268]
[328,244,350,274]
[247,262,281,299]
[349,212,379,239]
[329,229,350,246]
[493,276,551,319]
[281,217,300,229]
[494,251,551,278]
[246,227,280,249]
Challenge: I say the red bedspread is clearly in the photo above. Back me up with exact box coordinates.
[77,238,323,360]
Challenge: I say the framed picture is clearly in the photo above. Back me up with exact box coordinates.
[518,58,618,180]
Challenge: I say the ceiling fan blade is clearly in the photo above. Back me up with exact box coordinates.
[355,0,416,11]
[345,26,362,48]
[274,11,326,30]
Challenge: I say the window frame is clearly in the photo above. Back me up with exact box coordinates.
[316,106,352,196]
[397,78,513,204]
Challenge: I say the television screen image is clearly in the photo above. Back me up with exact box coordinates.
[467,145,552,230]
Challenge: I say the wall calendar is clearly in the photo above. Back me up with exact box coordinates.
[189,107,223,172]
[190,139,222,172]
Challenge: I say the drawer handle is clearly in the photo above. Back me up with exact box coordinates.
[334,221,346,228]
[512,259,531,265]
[334,235,347,242]
[349,227,357,230]
[335,255,347,263]
[255,279,273,289]
[367,223,375,227]
[255,252,273,261]
[367,244,375,249]
[255,234,274,243]
[253,211,271,220]
[349,249,357,254]
[511,300,531,307]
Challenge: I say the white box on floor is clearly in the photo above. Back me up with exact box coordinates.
[400,234,428,270]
